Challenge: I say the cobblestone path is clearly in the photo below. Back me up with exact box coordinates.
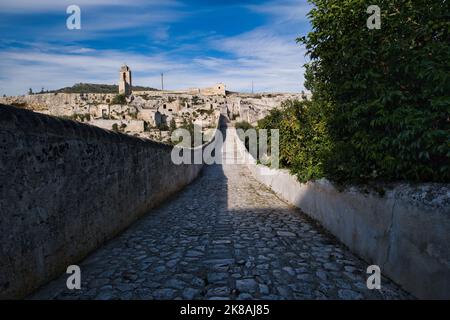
[33,129,411,300]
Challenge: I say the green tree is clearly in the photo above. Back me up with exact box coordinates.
[304,0,450,183]
[259,0,449,183]
[111,94,127,105]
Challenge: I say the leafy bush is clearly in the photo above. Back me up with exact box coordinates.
[258,100,332,182]
[174,119,204,147]
[259,0,449,184]
[235,121,256,153]
[169,118,177,132]
[77,113,91,122]
[111,94,127,105]
[197,108,214,116]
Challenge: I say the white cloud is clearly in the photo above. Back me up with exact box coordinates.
[0,0,310,95]
[0,0,181,13]
[0,37,306,96]
[246,0,311,23]
[0,47,178,94]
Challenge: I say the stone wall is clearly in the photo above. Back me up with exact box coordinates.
[0,93,115,116]
[88,119,145,133]
[0,104,218,299]
[233,128,450,299]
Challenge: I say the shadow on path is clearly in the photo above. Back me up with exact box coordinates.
[32,121,411,300]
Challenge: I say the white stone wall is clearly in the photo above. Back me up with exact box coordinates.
[88,119,145,133]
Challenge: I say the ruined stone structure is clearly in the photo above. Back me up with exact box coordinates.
[119,64,132,96]
[188,83,226,96]
[0,62,309,138]
[0,88,304,143]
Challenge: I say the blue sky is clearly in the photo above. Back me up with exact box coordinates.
[0,0,312,95]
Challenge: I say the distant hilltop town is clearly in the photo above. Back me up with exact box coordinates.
[0,64,310,143]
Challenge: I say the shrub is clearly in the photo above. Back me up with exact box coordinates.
[111,94,126,105]
[235,121,256,153]
[258,100,332,182]
[197,108,214,116]
[259,0,449,183]
[169,118,177,132]
[258,0,450,182]
[235,121,253,131]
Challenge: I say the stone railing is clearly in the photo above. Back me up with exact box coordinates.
[232,128,450,299]
[0,104,220,299]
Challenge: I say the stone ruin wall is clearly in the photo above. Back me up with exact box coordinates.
[0,91,310,135]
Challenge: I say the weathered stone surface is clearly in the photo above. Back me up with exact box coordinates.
[182,288,200,300]
[236,279,258,293]
[338,289,364,300]
[276,231,296,237]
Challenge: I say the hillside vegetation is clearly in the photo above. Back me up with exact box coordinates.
[48,83,158,94]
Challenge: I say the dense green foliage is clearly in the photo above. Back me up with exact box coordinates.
[258,100,332,182]
[259,0,449,183]
[235,121,256,153]
[111,94,127,105]
[49,83,158,94]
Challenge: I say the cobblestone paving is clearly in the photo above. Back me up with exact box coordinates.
[33,130,411,300]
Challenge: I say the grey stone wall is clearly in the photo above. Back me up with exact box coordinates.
[0,104,212,299]
[233,128,450,299]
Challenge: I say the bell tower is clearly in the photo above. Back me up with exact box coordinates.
[119,64,132,96]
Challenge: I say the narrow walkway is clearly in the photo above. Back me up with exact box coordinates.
[33,128,410,300]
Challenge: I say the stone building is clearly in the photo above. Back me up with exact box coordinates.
[210,83,226,95]
[137,109,162,127]
[188,83,226,96]
[119,65,132,96]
